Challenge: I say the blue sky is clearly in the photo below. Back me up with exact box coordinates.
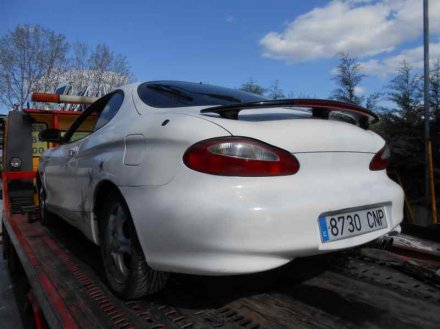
[1,0,439,103]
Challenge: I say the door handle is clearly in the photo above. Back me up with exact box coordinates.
[68,148,78,157]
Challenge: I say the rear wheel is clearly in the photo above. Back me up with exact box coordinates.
[99,192,168,299]
[37,180,55,226]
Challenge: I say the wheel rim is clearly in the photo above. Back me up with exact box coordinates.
[104,203,132,283]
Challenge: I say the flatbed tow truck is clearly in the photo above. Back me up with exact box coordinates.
[1,103,440,329]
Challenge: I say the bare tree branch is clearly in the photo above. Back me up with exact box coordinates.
[0,25,69,110]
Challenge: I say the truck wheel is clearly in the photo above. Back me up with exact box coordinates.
[99,193,168,299]
[38,183,55,226]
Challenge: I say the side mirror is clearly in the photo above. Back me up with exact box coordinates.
[39,128,62,143]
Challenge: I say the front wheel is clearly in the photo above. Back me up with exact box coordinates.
[37,180,55,226]
[99,193,168,299]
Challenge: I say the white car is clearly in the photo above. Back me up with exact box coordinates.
[38,81,404,299]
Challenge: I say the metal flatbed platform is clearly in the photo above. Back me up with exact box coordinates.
[3,209,440,329]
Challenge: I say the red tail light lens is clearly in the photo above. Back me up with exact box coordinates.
[369,145,390,171]
[183,137,300,176]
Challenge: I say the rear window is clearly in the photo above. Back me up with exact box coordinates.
[138,81,266,108]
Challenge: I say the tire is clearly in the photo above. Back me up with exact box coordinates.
[37,179,55,226]
[99,192,168,299]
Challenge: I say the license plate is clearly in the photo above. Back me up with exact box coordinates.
[318,206,388,242]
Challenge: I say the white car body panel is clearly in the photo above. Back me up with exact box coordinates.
[39,81,404,276]
[119,151,403,275]
[192,114,385,153]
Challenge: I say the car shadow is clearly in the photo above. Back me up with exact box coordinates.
[46,217,103,275]
[45,217,344,310]
[156,256,334,309]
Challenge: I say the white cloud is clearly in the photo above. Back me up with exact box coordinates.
[260,0,440,63]
[354,86,365,95]
[348,0,374,3]
[360,42,440,76]
[226,15,234,23]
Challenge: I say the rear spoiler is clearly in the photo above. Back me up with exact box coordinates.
[200,99,379,129]
[31,93,98,105]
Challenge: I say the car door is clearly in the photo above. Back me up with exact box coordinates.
[44,96,110,224]
[43,139,80,220]
[74,91,124,226]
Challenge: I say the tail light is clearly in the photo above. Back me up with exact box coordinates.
[183,137,300,176]
[369,145,390,171]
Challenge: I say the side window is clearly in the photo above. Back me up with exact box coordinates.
[94,91,124,131]
[68,114,98,142]
[63,91,124,143]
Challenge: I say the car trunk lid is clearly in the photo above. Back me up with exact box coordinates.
[198,111,384,154]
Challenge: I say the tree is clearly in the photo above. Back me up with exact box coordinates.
[331,52,365,105]
[65,42,133,98]
[68,41,91,94]
[0,25,135,112]
[88,43,133,95]
[430,59,440,200]
[0,25,69,110]
[267,80,285,100]
[387,60,422,124]
[374,61,424,199]
[239,78,265,95]
[365,92,382,112]
[431,58,440,122]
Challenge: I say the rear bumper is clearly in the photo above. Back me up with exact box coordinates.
[120,161,404,275]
